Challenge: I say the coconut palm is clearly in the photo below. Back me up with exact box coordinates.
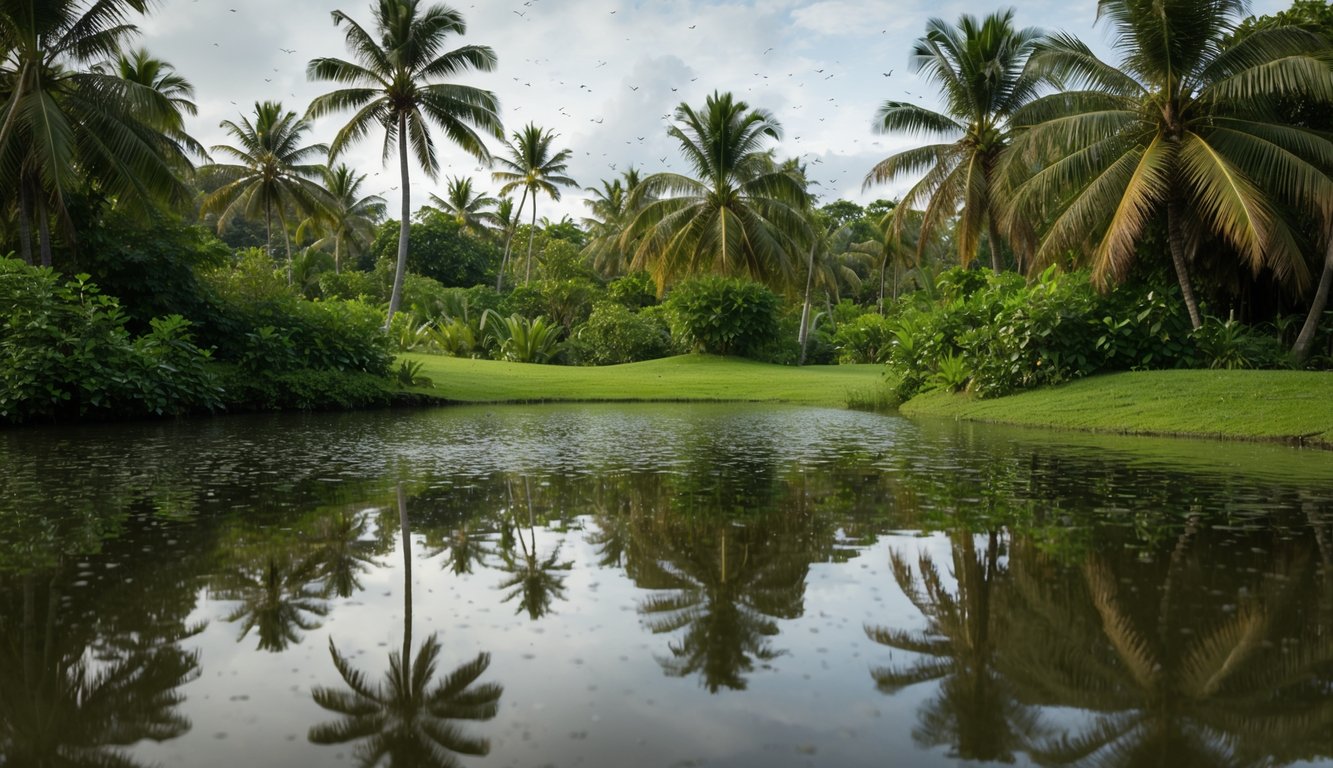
[310,484,503,767]
[0,0,192,265]
[307,0,502,326]
[863,11,1044,272]
[582,168,646,278]
[1004,0,1333,329]
[91,47,206,161]
[301,163,387,273]
[491,123,577,286]
[200,101,330,282]
[428,175,498,235]
[621,91,812,292]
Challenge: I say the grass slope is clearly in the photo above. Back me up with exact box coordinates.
[403,353,887,407]
[901,370,1333,447]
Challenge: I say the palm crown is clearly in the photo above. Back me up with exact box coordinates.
[306,0,502,323]
[864,10,1043,271]
[491,123,577,286]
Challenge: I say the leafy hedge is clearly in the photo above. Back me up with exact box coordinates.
[0,259,222,422]
[885,267,1289,400]
[664,276,780,357]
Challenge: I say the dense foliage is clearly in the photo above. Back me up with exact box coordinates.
[664,276,781,357]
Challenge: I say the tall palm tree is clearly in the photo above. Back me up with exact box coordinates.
[307,0,502,326]
[200,101,330,281]
[490,195,520,290]
[621,91,811,292]
[491,123,577,286]
[92,47,207,162]
[428,175,498,235]
[1004,0,1333,329]
[0,0,192,265]
[581,167,645,278]
[301,163,387,274]
[863,11,1043,273]
[310,484,503,766]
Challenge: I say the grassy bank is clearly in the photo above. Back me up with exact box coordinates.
[901,370,1333,447]
[403,353,888,408]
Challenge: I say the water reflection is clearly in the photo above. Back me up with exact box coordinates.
[0,563,201,766]
[309,485,503,767]
[1,405,1332,767]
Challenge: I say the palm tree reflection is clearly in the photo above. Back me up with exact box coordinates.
[217,551,329,652]
[867,531,1043,761]
[0,569,200,767]
[494,478,572,621]
[310,484,503,767]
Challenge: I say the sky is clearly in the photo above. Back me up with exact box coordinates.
[137,0,1289,224]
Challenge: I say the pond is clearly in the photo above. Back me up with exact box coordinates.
[2,404,1332,767]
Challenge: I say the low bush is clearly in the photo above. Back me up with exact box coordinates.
[573,302,672,365]
[0,260,222,422]
[215,366,394,411]
[834,313,895,364]
[664,276,779,358]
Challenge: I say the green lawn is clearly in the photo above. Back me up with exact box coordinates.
[901,370,1333,447]
[402,353,888,408]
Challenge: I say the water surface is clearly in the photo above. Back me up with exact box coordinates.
[2,404,1331,767]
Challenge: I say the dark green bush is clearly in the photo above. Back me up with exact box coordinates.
[202,252,392,377]
[0,260,221,422]
[215,366,393,411]
[834,313,895,363]
[664,276,780,358]
[573,302,672,365]
[607,272,658,309]
[885,268,1230,400]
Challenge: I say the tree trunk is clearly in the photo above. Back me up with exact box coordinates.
[396,483,413,670]
[877,248,890,314]
[798,241,817,365]
[264,204,273,260]
[987,218,1003,273]
[1166,197,1204,330]
[1293,237,1333,365]
[497,187,528,292]
[386,112,412,328]
[334,237,342,275]
[36,195,51,268]
[280,211,293,286]
[525,193,537,285]
[17,183,32,265]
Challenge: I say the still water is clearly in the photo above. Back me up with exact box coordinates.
[2,404,1331,767]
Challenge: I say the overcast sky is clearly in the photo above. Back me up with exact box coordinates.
[137,0,1288,223]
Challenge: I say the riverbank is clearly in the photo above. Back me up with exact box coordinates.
[900,370,1333,448]
[405,353,888,408]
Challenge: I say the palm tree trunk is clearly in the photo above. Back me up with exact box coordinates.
[1167,197,1204,330]
[36,195,52,268]
[387,112,412,328]
[987,219,1003,273]
[334,238,342,276]
[397,483,413,668]
[798,241,817,365]
[280,211,293,285]
[17,183,32,265]
[497,187,529,292]
[265,204,273,260]
[525,193,537,284]
[1293,237,1333,365]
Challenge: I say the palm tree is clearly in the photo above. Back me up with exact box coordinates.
[621,91,812,292]
[216,549,329,652]
[301,163,387,274]
[1004,0,1333,329]
[864,11,1043,273]
[200,101,330,282]
[428,175,498,235]
[0,0,192,265]
[310,484,503,767]
[581,168,646,278]
[91,47,207,162]
[491,123,577,286]
[307,0,502,327]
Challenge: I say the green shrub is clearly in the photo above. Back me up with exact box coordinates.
[607,272,658,309]
[481,311,565,363]
[573,302,672,365]
[317,270,378,301]
[834,313,895,364]
[1194,316,1288,370]
[216,366,393,411]
[885,268,1226,400]
[424,317,487,358]
[0,260,221,422]
[664,276,780,358]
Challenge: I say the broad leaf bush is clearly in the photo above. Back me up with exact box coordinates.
[572,302,672,365]
[885,267,1238,400]
[664,276,779,358]
[0,259,221,422]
